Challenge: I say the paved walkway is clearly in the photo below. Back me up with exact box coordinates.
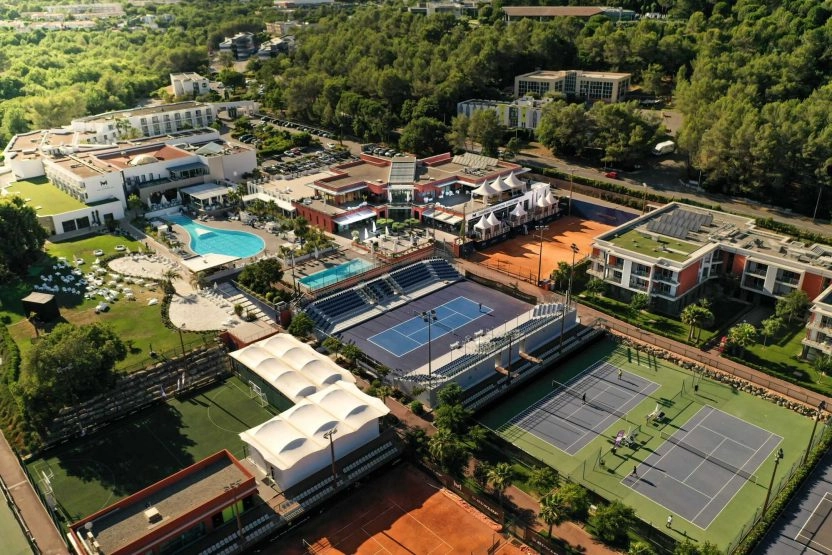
[0,433,68,554]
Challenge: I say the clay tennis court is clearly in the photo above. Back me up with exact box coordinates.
[280,463,528,554]
[473,216,614,284]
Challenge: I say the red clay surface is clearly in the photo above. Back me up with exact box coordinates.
[472,216,615,284]
[278,463,529,555]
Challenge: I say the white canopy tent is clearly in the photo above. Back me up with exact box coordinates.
[510,202,526,218]
[486,212,501,227]
[473,215,491,230]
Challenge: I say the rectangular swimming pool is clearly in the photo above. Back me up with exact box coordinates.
[299,258,374,290]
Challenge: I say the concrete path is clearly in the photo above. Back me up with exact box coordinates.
[0,432,68,554]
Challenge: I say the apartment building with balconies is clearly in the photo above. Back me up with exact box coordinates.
[589,202,832,316]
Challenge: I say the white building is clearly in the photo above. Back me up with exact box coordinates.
[170,72,210,98]
[457,96,549,131]
[514,70,631,103]
[232,334,389,491]
[67,100,259,144]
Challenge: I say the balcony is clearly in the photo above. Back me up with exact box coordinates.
[606,272,622,284]
[629,279,648,291]
[775,274,800,286]
[632,269,651,278]
[773,284,797,297]
[745,265,767,277]
[742,276,765,291]
[802,337,832,356]
[653,273,678,285]
[807,319,832,331]
[587,266,604,278]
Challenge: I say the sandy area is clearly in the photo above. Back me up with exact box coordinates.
[108,254,245,331]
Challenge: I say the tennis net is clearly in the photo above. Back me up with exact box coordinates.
[660,431,758,483]
[551,377,634,423]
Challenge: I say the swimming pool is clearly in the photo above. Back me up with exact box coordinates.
[167,215,265,258]
[299,258,374,290]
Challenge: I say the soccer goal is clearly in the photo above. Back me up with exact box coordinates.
[249,381,267,407]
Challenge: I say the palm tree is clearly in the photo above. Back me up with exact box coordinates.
[487,462,513,509]
[539,498,564,538]
[428,428,466,472]
[161,267,182,294]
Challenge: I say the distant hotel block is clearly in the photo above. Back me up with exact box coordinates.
[219,32,257,60]
[457,97,548,132]
[457,70,630,133]
[514,70,631,103]
[170,72,210,98]
[408,1,481,17]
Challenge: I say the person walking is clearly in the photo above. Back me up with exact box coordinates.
[666,515,673,528]
[582,393,586,404]
[631,466,638,477]
[618,368,623,380]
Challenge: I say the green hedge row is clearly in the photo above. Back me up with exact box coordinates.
[0,324,20,384]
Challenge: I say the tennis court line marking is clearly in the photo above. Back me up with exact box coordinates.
[637,406,780,529]
[529,369,658,454]
[499,359,610,433]
[367,296,491,357]
[795,492,832,554]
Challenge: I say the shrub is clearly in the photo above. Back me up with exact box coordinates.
[409,400,424,415]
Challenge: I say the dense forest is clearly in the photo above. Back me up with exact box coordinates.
[2,0,832,214]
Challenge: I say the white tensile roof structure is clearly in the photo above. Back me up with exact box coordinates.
[233,334,388,490]
[230,334,354,402]
[473,214,491,230]
[239,381,388,490]
[486,212,501,227]
[510,202,526,217]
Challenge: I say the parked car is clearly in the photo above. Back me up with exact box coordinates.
[604,171,620,179]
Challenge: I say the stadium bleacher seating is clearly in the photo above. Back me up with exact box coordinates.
[304,259,461,332]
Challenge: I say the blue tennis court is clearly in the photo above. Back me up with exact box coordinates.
[368,296,492,357]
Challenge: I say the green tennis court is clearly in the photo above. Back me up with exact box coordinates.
[479,338,816,549]
[0,499,31,555]
[26,377,274,522]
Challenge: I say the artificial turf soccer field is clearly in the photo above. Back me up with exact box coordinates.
[479,338,818,548]
[26,377,274,521]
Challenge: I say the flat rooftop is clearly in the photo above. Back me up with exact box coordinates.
[97,144,191,169]
[75,101,207,123]
[80,454,250,554]
[3,178,86,214]
[518,69,631,80]
[597,202,832,270]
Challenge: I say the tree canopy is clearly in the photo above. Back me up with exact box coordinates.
[15,323,126,429]
[237,258,284,297]
[0,197,48,278]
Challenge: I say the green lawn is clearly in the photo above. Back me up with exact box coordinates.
[1,233,198,370]
[478,338,815,550]
[607,228,700,262]
[4,177,85,215]
[1,234,143,325]
[732,321,827,395]
[26,377,275,521]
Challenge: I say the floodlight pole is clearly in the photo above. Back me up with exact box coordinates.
[763,448,784,512]
[422,310,437,395]
[568,170,575,216]
[536,225,548,285]
[177,323,186,356]
[804,401,826,465]
[560,244,579,353]
[324,428,338,482]
[567,243,579,307]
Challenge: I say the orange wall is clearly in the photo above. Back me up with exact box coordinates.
[802,272,826,300]
[731,254,747,275]
[676,262,701,296]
